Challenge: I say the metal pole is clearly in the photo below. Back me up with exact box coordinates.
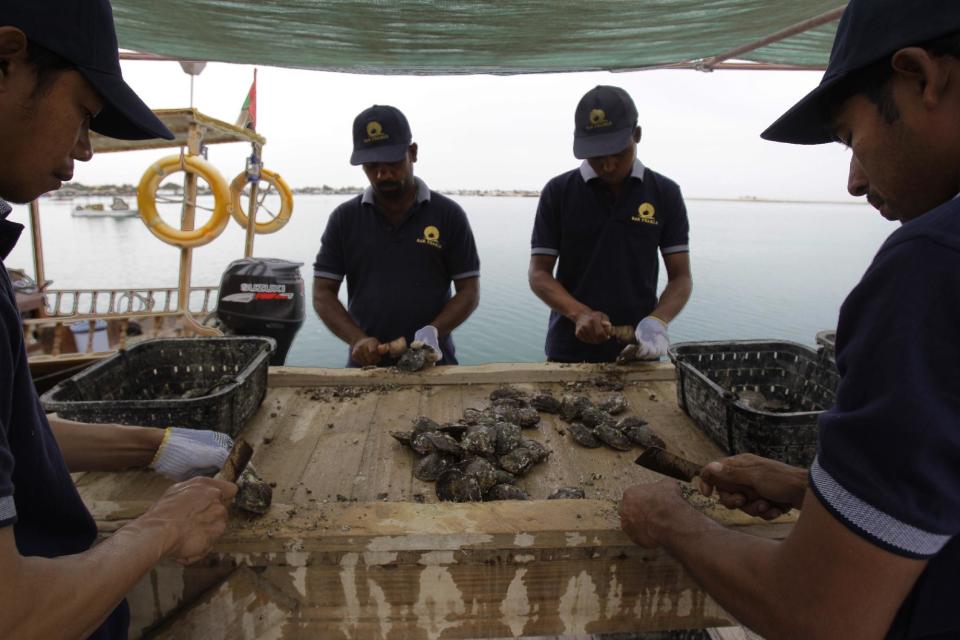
[28,200,47,316]
[178,124,200,317]
[244,144,262,258]
[698,5,847,70]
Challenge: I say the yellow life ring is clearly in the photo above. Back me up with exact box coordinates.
[137,154,231,248]
[229,168,294,234]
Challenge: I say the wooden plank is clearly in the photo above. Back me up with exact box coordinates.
[267,362,677,387]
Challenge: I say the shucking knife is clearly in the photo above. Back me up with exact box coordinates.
[635,446,791,515]
[215,439,273,515]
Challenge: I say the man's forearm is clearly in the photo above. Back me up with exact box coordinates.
[650,274,692,323]
[313,290,366,345]
[529,270,590,320]
[48,416,162,472]
[1,522,167,640]
[654,505,791,636]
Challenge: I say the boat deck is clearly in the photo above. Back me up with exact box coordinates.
[76,362,792,639]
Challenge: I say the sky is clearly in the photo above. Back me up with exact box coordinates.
[75,59,858,202]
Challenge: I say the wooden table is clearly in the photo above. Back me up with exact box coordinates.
[76,362,793,639]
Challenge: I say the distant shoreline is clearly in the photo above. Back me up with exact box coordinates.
[45,183,862,206]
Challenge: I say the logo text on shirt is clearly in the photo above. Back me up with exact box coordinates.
[417,225,443,249]
[632,202,658,225]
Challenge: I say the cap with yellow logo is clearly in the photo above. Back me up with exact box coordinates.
[573,86,638,160]
[350,105,413,166]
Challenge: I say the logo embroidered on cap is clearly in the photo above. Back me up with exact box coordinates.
[632,202,658,224]
[417,225,443,249]
[364,121,389,143]
[587,108,613,130]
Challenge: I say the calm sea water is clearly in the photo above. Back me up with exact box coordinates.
[6,194,894,367]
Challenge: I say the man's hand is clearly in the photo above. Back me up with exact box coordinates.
[351,336,382,366]
[137,477,237,565]
[699,453,808,519]
[150,428,233,481]
[573,310,611,344]
[619,480,687,548]
[634,315,670,359]
[413,325,442,362]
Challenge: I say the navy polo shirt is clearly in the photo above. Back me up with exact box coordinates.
[0,203,129,638]
[314,178,480,367]
[810,196,960,639]
[531,159,689,362]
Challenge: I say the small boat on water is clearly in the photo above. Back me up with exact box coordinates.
[72,196,139,218]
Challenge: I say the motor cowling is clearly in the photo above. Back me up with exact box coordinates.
[216,257,305,365]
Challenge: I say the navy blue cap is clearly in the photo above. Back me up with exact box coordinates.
[5,0,173,141]
[350,105,413,166]
[763,0,960,145]
[573,86,638,159]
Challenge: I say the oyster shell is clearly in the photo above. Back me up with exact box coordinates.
[567,422,602,448]
[598,393,629,415]
[516,406,541,428]
[520,438,551,464]
[397,345,429,371]
[390,430,414,448]
[485,484,530,501]
[499,447,536,475]
[580,406,613,429]
[530,393,561,414]
[412,416,441,433]
[493,469,517,485]
[462,407,484,425]
[595,423,634,451]
[548,487,585,500]
[234,465,273,515]
[414,453,455,482]
[494,421,523,455]
[622,424,666,449]
[460,457,499,492]
[419,431,464,457]
[559,394,593,422]
[436,468,483,502]
[462,424,497,457]
[489,387,527,402]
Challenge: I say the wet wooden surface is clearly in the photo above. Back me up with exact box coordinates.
[75,363,792,639]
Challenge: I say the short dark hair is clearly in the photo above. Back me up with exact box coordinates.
[25,40,74,97]
[824,31,960,128]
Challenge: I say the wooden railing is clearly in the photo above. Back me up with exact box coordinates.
[23,286,221,358]
[42,285,219,319]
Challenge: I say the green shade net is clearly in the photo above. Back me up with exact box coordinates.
[111,0,844,74]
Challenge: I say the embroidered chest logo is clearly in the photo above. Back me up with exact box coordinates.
[587,108,613,130]
[632,202,658,224]
[365,121,389,143]
[417,225,443,249]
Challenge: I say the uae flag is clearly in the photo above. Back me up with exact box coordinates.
[235,69,257,131]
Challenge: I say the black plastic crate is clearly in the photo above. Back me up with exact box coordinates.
[668,340,839,466]
[816,329,837,367]
[41,337,275,438]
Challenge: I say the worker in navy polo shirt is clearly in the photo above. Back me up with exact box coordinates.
[528,86,692,363]
[620,1,960,638]
[0,2,238,638]
[313,105,480,368]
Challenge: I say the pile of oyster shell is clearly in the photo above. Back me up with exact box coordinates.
[554,392,665,452]
[391,386,663,502]
[392,387,587,502]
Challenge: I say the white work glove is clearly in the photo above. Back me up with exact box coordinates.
[634,316,670,360]
[150,427,234,481]
[413,325,442,362]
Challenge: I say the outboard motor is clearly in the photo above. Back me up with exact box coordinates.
[216,258,305,365]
